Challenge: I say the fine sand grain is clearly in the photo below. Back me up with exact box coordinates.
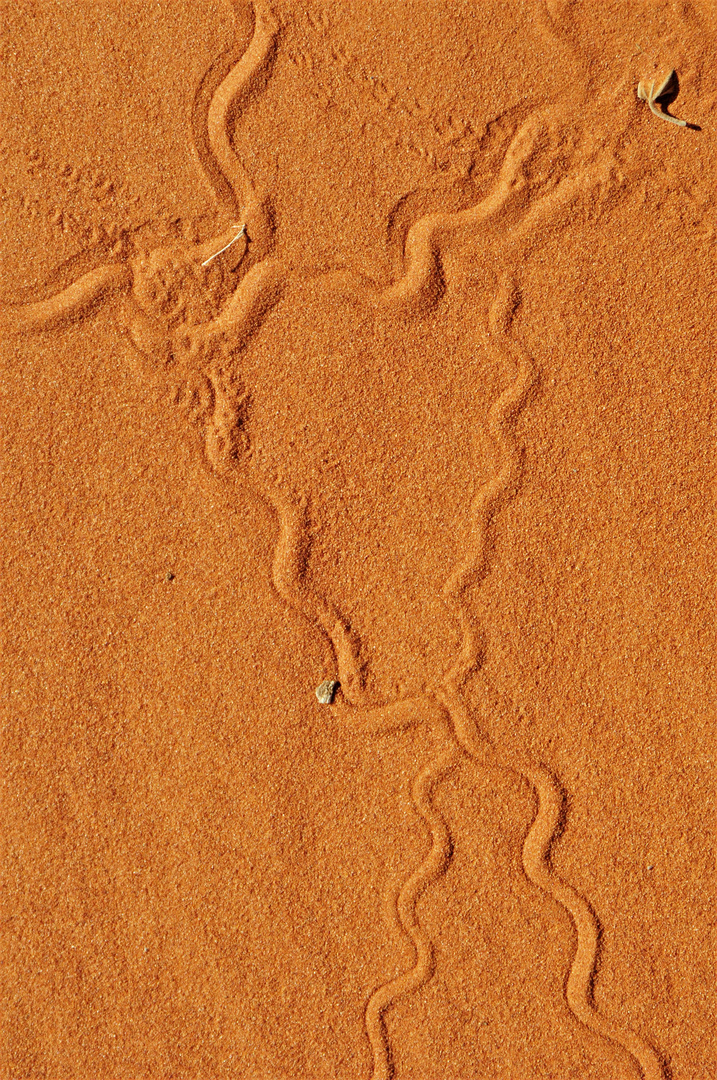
[1,1,714,1078]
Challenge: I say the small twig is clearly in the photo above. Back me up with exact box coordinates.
[201,224,246,266]
[637,70,687,127]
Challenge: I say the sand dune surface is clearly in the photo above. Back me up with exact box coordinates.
[1,1,714,1078]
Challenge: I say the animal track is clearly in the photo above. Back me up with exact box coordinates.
[365,742,460,1080]
[2,146,130,261]
[1,3,672,1078]
[282,5,478,182]
[522,764,667,1080]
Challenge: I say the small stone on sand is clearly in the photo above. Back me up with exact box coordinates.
[315,679,339,704]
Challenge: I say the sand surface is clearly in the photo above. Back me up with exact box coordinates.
[1,2,715,1078]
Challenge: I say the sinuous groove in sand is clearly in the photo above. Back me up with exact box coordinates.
[1,3,669,1078]
[522,765,667,1080]
[364,745,460,1080]
[203,2,278,258]
[0,264,131,335]
[333,695,449,739]
[377,116,541,315]
[433,283,666,1080]
[442,275,533,694]
[259,482,366,702]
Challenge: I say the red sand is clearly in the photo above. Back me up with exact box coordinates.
[1,2,714,1078]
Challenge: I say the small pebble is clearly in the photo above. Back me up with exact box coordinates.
[315,679,339,704]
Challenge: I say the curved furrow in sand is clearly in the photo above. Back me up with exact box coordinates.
[523,765,668,1080]
[365,746,460,1080]
[252,479,366,702]
[332,695,449,738]
[189,2,246,216]
[376,116,541,316]
[195,1,279,259]
[438,690,666,1080]
[320,114,543,319]
[0,265,132,336]
[437,282,666,1078]
[442,275,535,693]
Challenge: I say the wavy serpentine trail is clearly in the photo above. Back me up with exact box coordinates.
[196,9,665,1076]
[203,2,278,260]
[442,274,533,696]
[1,3,667,1076]
[257,481,367,702]
[435,281,666,1080]
[0,264,132,335]
[364,744,461,1080]
[522,764,667,1080]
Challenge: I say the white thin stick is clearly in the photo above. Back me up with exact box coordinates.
[201,224,246,266]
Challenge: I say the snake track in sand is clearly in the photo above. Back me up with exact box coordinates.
[2,4,669,1077]
[364,743,460,1080]
[198,11,667,1077]
[434,280,666,1080]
